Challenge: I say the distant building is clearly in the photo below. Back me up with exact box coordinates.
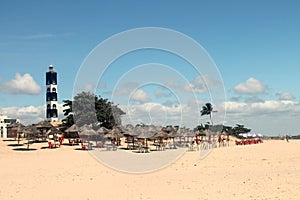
[0,115,20,138]
[46,65,58,122]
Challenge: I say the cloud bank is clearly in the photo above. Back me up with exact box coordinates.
[234,77,266,94]
[0,73,42,95]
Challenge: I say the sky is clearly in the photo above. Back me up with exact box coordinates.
[0,0,299,136]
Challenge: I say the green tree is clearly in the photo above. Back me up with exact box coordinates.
[200,103,215,125]
[232,124,251,138]
[62,100,74,129]
[194,124,206,132]
[62,91,125,129]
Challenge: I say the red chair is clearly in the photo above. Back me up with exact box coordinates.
[48,141,53,149]
[68,139,74,146]
[235,140,239,145]
[81,143,87,150]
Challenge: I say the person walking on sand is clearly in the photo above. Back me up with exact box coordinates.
[286,134,289,142]
[218,134,222,147]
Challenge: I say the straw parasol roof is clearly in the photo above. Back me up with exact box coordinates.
[153,131,168,139]
[120,124,136,137]
[6,122,24,129]
[79,125,97,137]
[105,127,123,139]
[21,125,38,135]
[7,122,25,133]
[96,126,109,134]
[35,120,52,129]
[65,124,79,133]
[137,130,156,139]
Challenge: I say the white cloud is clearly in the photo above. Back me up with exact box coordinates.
[121,102,187,126]
[0,104,64,125]
[184,75,221,93]
[224,100,300,116]
[234,77,266,94]
[15,33,74,40]
[276,92,295,101]
[223,100,300,135]
[130,89,151,103]
[109,82,140,96]
[154,87,172,98]
[83,84,96,92]
[120,99,225,128]
[0,73,42,95]
[166,75,221,94]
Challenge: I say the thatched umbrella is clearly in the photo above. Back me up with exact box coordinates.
[6,122,24,137]
[104,127,123,149]
[122,124,137,135]
[125,124,135,130]
[7,122,25,144]
[79,125,98,139]
[35,120,53,140]
[35,120,52,129]
[95,126,109,142]
[46,126,63,146]
[65,124,79,132]
[135,127,156,152]
[96,126,109,134]
[78,125,98,149]
[64,124,79,138]
[154,131,169,139]
[121,125,138,149]
[166,127,178,149]
[21,125,38,149]
[105,127,123,139]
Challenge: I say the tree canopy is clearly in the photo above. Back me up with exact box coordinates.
[62,91,125,129]
[200,103,215,125]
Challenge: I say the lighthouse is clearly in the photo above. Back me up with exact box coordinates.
[46,65,58,122]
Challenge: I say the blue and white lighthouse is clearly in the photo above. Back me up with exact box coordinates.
[46,65,58,122]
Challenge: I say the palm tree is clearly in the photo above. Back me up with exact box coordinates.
[200,103,215,125]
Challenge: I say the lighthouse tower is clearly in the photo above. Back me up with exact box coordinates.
[46,65,58,122]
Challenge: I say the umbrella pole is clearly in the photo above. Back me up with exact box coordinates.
[133,138,135,150]
[173,137,176,149]
[27,134,30,150]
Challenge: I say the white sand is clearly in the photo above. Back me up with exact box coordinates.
[0,138,299,199]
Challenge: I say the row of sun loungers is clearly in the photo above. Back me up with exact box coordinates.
[235,139,263,145]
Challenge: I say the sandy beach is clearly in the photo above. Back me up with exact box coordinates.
[0,139,299,200]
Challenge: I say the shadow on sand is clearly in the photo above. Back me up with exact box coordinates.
[7,144,24,147]
[2,139,16,142]
[74,148,92,151]
[40,146,59,149]
[13,148,37,151]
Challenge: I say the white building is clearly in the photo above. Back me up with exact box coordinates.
[0,115,20,138]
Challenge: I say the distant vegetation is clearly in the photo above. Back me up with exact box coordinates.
[61,91,125,130]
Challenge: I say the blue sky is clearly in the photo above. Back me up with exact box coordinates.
[0,0,299,135]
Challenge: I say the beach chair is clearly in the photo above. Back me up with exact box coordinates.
[97,141,104,148]
[48,141,53,149]
[81,143,87,150]
[68,139,74,146]
[188,142,196,151]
